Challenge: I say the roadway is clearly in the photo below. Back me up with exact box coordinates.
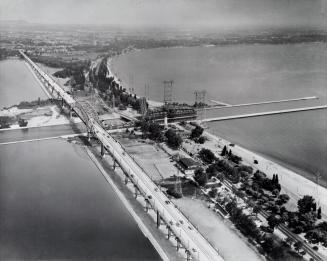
[93,121,224,261]
[20,50,224,261]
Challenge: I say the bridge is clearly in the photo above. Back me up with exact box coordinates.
[19,50,224,261]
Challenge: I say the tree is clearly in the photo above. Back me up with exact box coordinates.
[278,194,290,205]
[221,145,227,156]
[194,168,206,186]
[199,148,216,164]
[298,195,316,214]
[294,241,303,253]
[190,125,203,139]
[267,215,281,230]
[317,207,322,219]
[165,129,182,148]
[197,136,206,144]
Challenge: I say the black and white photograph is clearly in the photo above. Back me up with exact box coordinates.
[0,1,326,260]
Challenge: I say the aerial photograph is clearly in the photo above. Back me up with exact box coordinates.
[0,0,326,261]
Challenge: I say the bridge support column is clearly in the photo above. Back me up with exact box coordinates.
[145,199,152,213]
[167,225,171,239]
[87,130,91,141]
[134,186,139,198]
[124,176,129,185]
[69,107,73,118]
[156,210,161,228]
[101,143,105,157]
[61,98,64,107]
[176,238,181,251]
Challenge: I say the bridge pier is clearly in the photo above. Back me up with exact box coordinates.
[134,185,139,198]
[176,237,181,251]
[113,160,116,170]
[87,130,91,141]
[167,225,172,239]
[145,199,152,212]
[124,176,129,185]
[156,210,161,228]
[101,143,105,157]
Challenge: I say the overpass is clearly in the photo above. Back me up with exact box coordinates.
[19,50,224,261]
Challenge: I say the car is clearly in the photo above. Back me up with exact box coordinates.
[165,200,171,204]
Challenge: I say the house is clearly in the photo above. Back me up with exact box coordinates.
[178,157,200,177]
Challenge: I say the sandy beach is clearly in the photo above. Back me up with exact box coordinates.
[204,130,327,218]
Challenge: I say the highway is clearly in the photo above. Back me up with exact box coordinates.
[20,50,224,261]
[93,121,224,261]
[19,50,75,105]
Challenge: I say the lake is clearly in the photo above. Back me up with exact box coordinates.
[0,137,160,260]
[0,59,47,108]
[0,59,160,260]
[111,43,327,186]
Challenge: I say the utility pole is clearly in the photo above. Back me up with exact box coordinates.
[144,83,150,100]
[316,171,321,205]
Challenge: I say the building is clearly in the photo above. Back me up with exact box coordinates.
[178,157,200,177]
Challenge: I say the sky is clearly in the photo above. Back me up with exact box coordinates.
[0,0,326,29]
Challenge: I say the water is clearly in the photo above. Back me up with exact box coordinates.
[111,43,327,185]
[0,59,47,108]
[0,58,160,260]
[0,137,160,260]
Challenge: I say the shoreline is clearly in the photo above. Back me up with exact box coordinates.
[108,46,327,215]
[84,145,172,261]
[210,127,327,189]
[205,130,327,217]
[23,60,52,98]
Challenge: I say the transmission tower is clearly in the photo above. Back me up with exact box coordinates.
[139,97,148,116]
[163,80,173,104]
[194,90,206,104]
[194,90,207,122]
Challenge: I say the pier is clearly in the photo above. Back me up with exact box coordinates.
[200,104,327,123]
[207,96,318,110]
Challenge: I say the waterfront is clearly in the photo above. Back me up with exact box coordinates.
[0,59,47,108]
[0,59,161,260]
[0,137,160,260]
[111,43,327,185]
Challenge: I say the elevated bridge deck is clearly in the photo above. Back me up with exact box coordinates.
[20,50,224,261]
